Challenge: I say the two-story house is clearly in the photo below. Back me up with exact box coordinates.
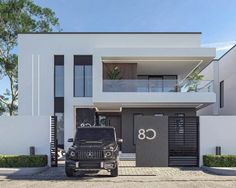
[18,32,216,166]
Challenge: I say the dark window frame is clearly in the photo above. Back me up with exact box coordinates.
[137,75,178,92]
[74,55,92,97]
[54,55,64,113]
[220,80,224,108]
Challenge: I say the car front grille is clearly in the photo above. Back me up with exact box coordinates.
[77,150,104,160]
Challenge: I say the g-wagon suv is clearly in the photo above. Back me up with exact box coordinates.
[65,127,123,177]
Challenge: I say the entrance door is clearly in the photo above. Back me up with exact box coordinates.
[97,114,122,139]
[107,116,121,139]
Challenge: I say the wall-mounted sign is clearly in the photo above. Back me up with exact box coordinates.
[135,116,168,167]
[137,129,157,140]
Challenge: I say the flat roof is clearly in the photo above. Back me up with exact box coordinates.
[18,32,202,35]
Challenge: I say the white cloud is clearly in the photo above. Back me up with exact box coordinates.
[203,41,236,51]
[203,41,236,58]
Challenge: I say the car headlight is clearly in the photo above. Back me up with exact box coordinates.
[70,150,76,157]
[104,151,112,158]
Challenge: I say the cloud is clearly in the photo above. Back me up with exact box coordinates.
[203,41,236,58]
[203,41,236,51]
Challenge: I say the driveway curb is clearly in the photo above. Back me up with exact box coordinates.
[202,166,236,176]
[0,166,49,176]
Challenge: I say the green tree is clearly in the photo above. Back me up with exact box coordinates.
[0,0,61,115]
[186,68,204,92]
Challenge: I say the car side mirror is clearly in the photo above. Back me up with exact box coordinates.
[67,138,74,142]
[117,138,123,144]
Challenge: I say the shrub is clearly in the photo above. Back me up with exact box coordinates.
[203,155,236,167]
[0,155,48,167]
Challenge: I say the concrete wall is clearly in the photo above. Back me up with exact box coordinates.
[18,33,215,150]
[122,108,196,153]
[0,116,51,165]
[199,116,236,166]
[198,60,219,115]
[218,46,236,115]
[199,46,236,116]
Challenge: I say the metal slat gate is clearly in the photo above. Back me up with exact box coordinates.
[168,116,199,167]
[50,116,58,167]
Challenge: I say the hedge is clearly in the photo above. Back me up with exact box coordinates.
[0,155,48,168]
[203,155,236,167]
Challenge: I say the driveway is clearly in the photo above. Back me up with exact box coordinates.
[0,161,236,188]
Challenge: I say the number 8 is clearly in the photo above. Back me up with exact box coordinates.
[138,129,146,140]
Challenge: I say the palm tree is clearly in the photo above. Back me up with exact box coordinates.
[185,68,204,92]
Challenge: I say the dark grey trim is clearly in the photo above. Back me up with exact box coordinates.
[54,55,64,65]
[74,55,93,97]
[54,55,64,113]
[74,55,92,65]
[18,32,202,35]
[220,80,224,108]
[54,97,64,113]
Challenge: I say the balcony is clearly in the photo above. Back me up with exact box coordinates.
[103,79,213,93]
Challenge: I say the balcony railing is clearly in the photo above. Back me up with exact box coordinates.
[103,79,213,93]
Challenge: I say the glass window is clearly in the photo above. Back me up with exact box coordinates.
[74,66,84,97]
[74,65,92,97]
[55,66,64,97]
[55,113,64,148]
[85,65,92,97]
[163,76,177,92]
[220,81,224,108]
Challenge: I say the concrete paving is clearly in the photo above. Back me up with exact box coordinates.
[0,161,236,188]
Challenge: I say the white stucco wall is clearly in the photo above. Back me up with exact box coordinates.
[199,116,236,166]
[197,60,219,115]
[18,33,215,150]
[0,116,51,165]
[218,46,236,115]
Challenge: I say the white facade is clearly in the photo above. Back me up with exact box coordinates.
[0,116,51,165]
[198,45,236,115]
[18,32,216,150]
[199,116,236,166]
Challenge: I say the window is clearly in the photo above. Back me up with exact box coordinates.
[74,55,92,97]
[220,81,224,108]
[55,65,64,97]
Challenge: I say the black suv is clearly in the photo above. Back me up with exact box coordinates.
[65,127,123,177]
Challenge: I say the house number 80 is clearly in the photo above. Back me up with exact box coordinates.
[138,129,157,140]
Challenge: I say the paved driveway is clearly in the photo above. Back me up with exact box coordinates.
[1,161,236,188]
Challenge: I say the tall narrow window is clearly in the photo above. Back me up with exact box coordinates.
[74,55,92,97]
[55,66,64,97]
[220,81,224,108]
[54,55,64,149]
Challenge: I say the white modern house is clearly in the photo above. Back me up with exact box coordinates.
[2,32,236,167]
[198,44,236,116]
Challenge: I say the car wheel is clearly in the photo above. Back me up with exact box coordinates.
[65,167,75,177]
[110,165,118,177]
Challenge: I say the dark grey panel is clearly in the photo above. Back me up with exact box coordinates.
[54,97,64,113]
[54,55,64,65]
[19,32,202,34]
[74,55,92,65]
[121,108,196,153]
[135,116,168,167]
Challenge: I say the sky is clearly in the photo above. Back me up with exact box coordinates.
[1,0,236,93]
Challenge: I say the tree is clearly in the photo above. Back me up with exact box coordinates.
[0,0,61,115]
[186,68,204,92]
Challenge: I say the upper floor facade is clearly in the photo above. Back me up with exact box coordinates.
[18,32,216,115]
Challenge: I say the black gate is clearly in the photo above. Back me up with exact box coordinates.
[50,116,58,167]
[168,116,199,167]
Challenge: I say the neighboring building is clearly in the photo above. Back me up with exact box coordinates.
[198,45,236,116]
[17,32,216,166]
